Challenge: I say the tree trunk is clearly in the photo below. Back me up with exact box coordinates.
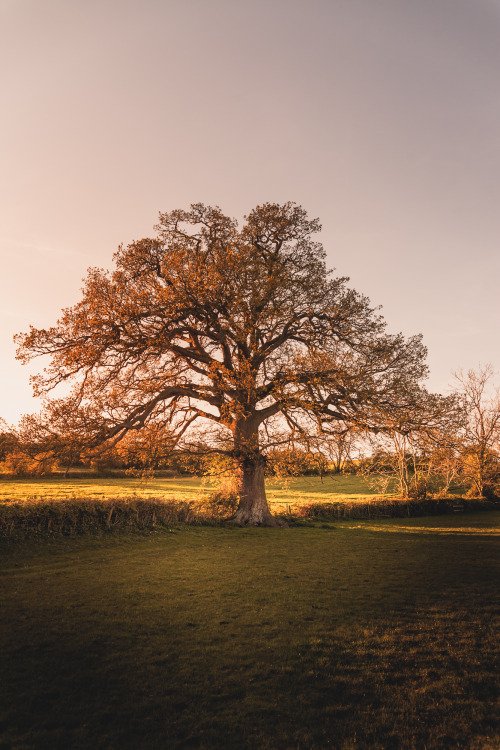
[229,416,286,527]
[231,454,285,527]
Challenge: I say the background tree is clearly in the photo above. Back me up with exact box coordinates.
[14,400,107,477]
[357,391,463,498]
[310,425,361,475]
[0,419,19,463]
[453,365,500,498]
[114,422,176,477]
[265,446,328,480]
[17,202,442,525]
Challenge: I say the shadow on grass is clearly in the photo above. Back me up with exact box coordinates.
[1,519,499,749]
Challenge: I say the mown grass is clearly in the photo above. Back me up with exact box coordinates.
[1,514,499,749]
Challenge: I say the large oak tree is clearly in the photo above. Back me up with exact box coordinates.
[17,202,434,525]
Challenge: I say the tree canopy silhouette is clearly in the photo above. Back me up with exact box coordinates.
[17,202,434,525]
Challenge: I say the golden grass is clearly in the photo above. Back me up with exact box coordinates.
[348,523,500,536]
[0,474,390,512]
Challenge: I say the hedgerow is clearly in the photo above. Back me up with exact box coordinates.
[2,494,499,538]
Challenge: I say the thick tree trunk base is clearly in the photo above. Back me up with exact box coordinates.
[229,507,287,528]
[229,453,287,527]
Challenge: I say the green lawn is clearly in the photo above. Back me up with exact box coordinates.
[0,474,391,511]
[1,514,499,749]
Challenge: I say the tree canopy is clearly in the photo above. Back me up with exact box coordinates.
[17,202,440,524]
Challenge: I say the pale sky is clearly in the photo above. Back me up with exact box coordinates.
[1,0,499,425]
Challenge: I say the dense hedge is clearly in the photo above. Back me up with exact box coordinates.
[300,497,500,520]
[0,497,214,537]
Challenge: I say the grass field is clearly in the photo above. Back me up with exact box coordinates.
[2,513,499,749]
[0,474,394,512]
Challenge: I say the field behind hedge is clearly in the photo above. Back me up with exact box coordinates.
[0,474,403,509]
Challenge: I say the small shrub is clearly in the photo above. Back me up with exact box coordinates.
[407,478,428,500]
[203,490,239,519]
[478,481,500,501]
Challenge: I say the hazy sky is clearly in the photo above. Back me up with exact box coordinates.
[1,0,499,425]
